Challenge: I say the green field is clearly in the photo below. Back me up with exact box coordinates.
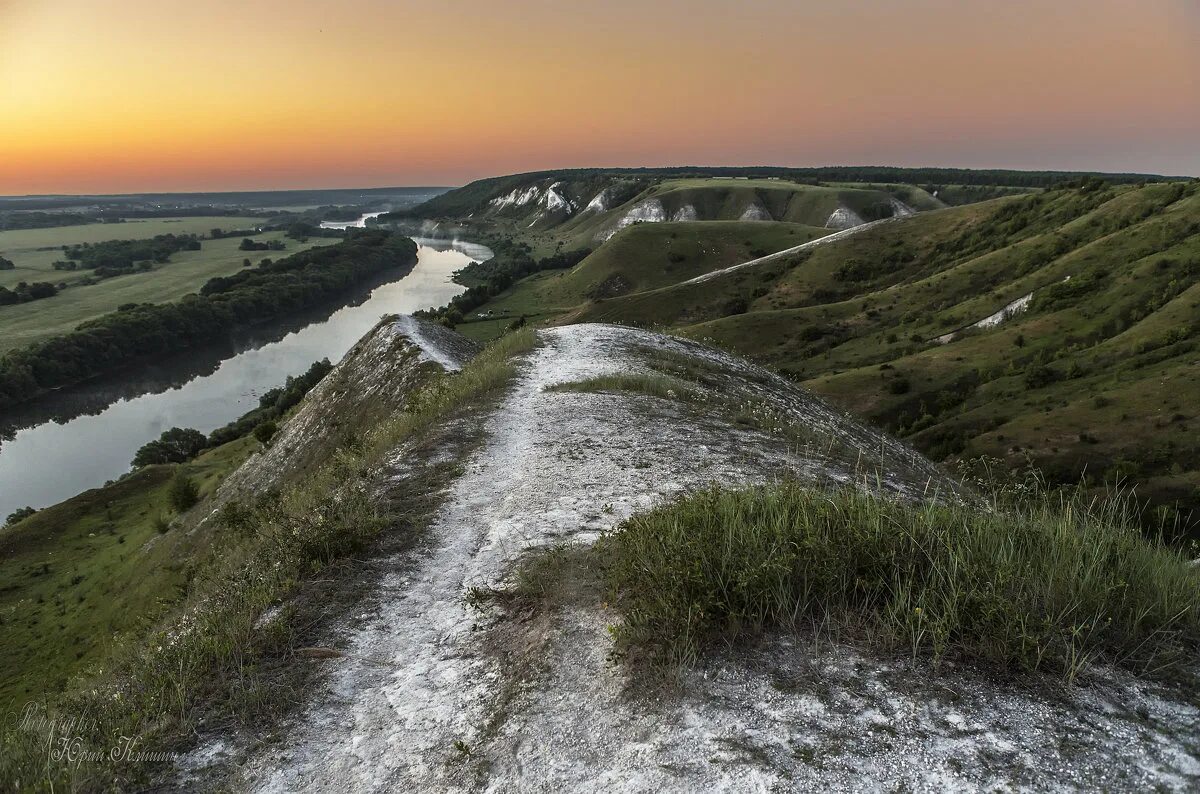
[0,436,257,705]
[0,218,336,351]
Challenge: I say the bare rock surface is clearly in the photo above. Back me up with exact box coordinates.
[199,315,475,519]
[192,323,1197,792]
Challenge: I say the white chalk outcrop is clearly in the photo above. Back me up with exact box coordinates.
[584,188,611,213]
[490,182,575,216]
[597,198,667,241]
[489,185,542,210]
[936,292,1035,344]
[671,203,699,222]
[826,204,866,229]
[739,202,772,221]
[543,182,575,213]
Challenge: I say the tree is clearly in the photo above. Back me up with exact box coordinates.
[132,427,208,467]
[5,506,36,526]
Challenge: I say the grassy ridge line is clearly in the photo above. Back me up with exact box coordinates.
[681,216,898,286]
[0,327,537,791]
[409,168,1183,218]
[452,221,833,342]
[600,481,1200,680]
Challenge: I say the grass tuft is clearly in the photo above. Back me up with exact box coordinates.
[543,373,692,401]
[601,482,1200,681]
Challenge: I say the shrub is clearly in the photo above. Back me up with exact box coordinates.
[601,483,1200,679]
[1024,365,1059,389]
[253,420,279,445]
[722,297,749,315]
[167,471,199,512]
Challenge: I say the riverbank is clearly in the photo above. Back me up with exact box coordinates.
[0,236,489,519]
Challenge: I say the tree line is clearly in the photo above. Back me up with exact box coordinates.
[0,281,59,306]
[416,245,590,326]
[60,233,202,274]
[0,230,418,409]
[133,358,333,467]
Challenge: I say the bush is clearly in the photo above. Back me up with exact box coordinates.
[1024,365,1059,389]
[167,471,199,512]
[888,377,911,394]
[253,420,278,445]
[601,483,1200,679]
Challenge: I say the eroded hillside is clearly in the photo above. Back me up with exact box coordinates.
[445,180,1200,535]
[164,319,1199,792]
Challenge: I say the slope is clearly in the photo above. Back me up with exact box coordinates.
[460,180,1200,533]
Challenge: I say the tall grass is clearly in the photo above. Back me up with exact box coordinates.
[543,373,693,401]
[602,482,1200,681]
[0,327,537,792]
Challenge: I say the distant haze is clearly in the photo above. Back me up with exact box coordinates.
[1,0,1197,194]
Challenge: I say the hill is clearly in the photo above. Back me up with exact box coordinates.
[5,319,1195,789]
[441,179,1200,535]
[406,166,1183,220]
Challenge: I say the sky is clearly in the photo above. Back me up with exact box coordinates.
[1,0,1198,194]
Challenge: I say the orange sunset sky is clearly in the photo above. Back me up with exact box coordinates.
[2,0,1198,194]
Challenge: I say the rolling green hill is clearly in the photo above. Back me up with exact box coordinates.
[450,179,1200,535]
[406,166,1180,220]
[453,220,832,339]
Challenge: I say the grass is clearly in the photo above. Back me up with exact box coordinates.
[0,436,258,708]
[544,373,693,401]
[460,181,1200,535]
[0,217,266,277]
[0,221,336,352]
[599,481,1200,682]
[453,221,828,343]
[0,326,537,791]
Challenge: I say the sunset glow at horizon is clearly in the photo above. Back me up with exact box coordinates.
[2,0,1198,195]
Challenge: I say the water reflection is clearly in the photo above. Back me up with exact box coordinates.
[0,237,489,517]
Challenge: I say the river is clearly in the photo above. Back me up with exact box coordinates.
[319,211,387,229]
[0,234,491,519]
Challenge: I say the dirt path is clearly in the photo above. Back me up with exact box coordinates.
[207,323,1199,792]
[682,216,900,285]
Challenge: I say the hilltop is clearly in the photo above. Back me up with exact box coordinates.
[406,173,1200,536]
[4,318,1195,790]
